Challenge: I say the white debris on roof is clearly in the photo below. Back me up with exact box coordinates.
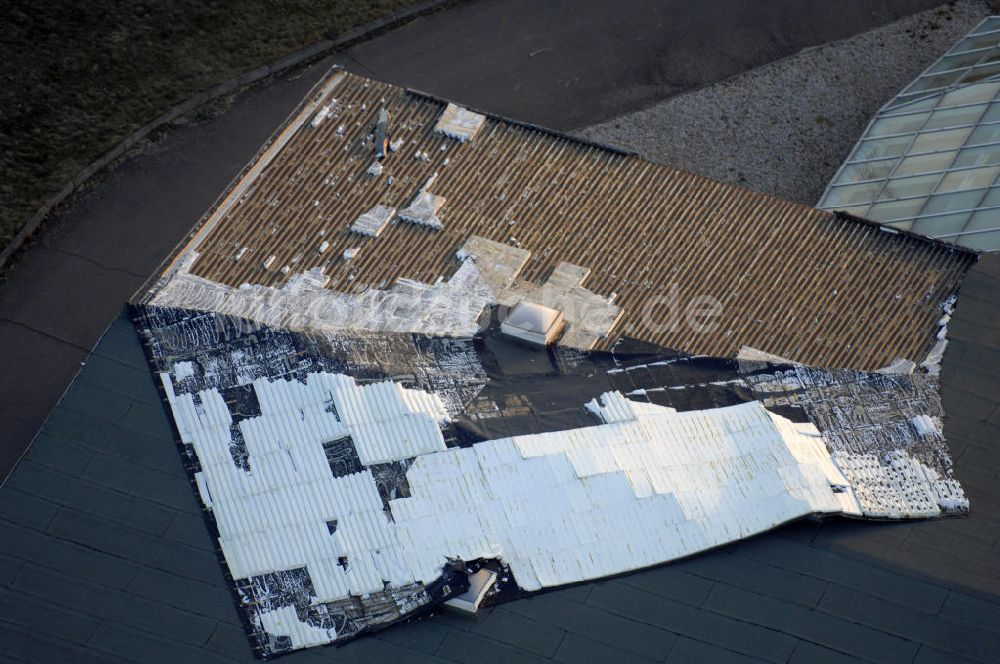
[366,161,383,177]
[434,102,486,142]
[875,358,918,375]
[318,240,330,254]
[736,346,797,365]
[742,362,968,517]
[911,414,940,437]
[311,104,334,128]
[349,205,396,237]
[444,568,497,613]
[172,361,196,380]
[400,191,446,230]
[343,247,360,260]
[258,606,335,647]
[234,247,248,261]
[831,450,968,517]
[920,294,957,375]
[149,260,496,338]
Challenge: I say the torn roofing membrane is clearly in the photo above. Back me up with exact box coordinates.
[133,306,967,658]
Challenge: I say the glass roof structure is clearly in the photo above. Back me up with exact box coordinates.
[818,17,1000,251]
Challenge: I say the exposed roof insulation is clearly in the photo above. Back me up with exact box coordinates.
[139,68,975,370]
[434,102,486,141]
[146,254,494,338]
[349,205,396,237]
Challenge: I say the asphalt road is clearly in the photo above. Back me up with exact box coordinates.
[0,0,951,478]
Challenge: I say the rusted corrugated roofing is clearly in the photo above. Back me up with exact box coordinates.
[142,68,976,369]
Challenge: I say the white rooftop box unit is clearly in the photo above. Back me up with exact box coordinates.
[501,301,565,347]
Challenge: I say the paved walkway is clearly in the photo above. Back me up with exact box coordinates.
[0,0,949,477]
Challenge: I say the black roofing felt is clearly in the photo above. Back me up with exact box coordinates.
[1,254,999,663]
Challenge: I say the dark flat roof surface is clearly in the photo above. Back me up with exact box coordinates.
[1,251,997,663]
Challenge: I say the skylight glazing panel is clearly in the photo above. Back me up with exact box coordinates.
[981,101,1000,122]
[889,92,941,110]
[927,49,990,75]
[938,80,1000,107]
[883,94,946,116]
[836,204,872,218]
[971,18,1000,35]
[868,198,928,222]
[850,135,916,161]
[922,189,988,215]
[924,103,988,130]
[903,70,962,97]
[869,113,930,137]
[912,213,971,237]
[908,127,972,154]
[978,187,1000,207]
[956,228,1000,250]
[823,181,883,207]
[954,144,1000,168]
[968,122,1000,145]
[954,32,1000,54]
[936,165,1000,193]
[895,151,958,177]
[878,174,939,201]
[964,207,1000,231]
[836,158,899,184]
[961,62,1000,83]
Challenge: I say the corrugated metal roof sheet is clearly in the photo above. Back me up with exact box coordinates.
[140,68,976,370]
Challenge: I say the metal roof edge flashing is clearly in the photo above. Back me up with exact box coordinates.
[404,87,639,157]
[129,67,351,306]
[833,211,981,260]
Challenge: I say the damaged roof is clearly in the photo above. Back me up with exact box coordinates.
[140,68,975,370]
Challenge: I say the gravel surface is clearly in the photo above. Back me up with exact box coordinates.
[579,0,991,206]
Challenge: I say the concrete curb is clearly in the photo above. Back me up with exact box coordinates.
[0,0,454,272]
